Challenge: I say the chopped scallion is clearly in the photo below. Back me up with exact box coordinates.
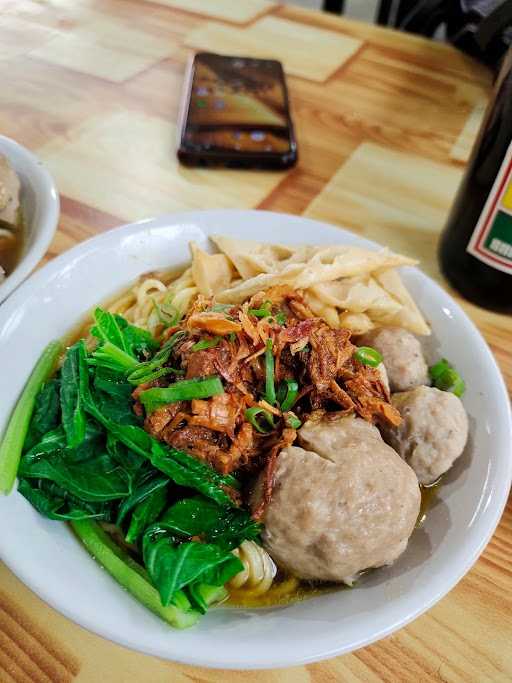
[191,336,221,352]
[248,300,272,318]
[264,338,276,406]
[429,359,465,397]
[353,346,383,368]
[139,376,224,414]
[277,379,299,412]
[244,407,275,434]
[284,412,301,429]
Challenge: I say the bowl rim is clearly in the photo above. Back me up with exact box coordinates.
[0,135,60,303]
[0,209,510,669]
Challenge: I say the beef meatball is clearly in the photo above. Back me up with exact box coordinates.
[381,385,468,485]
[358,327,428,392]
[257,416,420,584]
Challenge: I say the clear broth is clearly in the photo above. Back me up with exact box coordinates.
[0,210,24,276]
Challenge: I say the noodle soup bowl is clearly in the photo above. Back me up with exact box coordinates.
[0,210,510,669]
[0,135,59,302]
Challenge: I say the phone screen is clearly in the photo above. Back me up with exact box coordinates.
[178,53,296,166]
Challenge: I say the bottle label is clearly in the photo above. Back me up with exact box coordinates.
[467,141,512,274]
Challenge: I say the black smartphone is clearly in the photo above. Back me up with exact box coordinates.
[177,52,297,169]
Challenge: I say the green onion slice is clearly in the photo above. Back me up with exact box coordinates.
[244,407,275,434]
[139,376,224,414]
[275,311,287,326]
[353,346,383,368]
[429,358,450,381]
[429,359,465,397]
[248,300,272,318]
[191,336,221,352]
[277,379,299,411]
[264,338,276,406]
[284,412,301,429]
[248,308,270,318]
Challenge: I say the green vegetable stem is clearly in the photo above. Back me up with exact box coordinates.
[0,340,62,495]
[71,519,200,628]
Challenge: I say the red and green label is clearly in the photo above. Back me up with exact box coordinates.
[467,142,512,274]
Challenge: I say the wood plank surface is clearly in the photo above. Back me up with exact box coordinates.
[0,0,511,681]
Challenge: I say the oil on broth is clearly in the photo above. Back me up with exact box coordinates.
[0,211,24,277]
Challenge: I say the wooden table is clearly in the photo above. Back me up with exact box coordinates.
[1,1,511,681]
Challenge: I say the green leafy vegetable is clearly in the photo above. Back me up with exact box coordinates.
[127,331,186,386]
[90,341,138,374]
[353,346,383,368]
[91,308,158,358]
[0,339,63,495]
[72,519,200,628]
[149,440,237,508]
[18,479,113,521]
[24,379,61,451]
[143,534,242,607]
[106,434,145,478]
[11,312,259,629]
[79,357,237,506]
[125,486,168,544]
[116,471,169,525]
[139,376,224,415]
[93,369,140,426]
[60,341,87,449]
[22,426,67,464]
[19,452,131,502]
[244,406,275,434]
[429,358,465,397]
[23,421,103,467]
[155,496,261,550]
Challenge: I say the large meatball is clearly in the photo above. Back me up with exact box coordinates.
[258,416,420,584]
[381,385,468,485]
[358,327,429,392]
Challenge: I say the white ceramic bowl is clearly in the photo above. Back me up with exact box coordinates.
[0,135,59,303]
[0,211,510,669]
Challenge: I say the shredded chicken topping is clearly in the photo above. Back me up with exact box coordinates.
[135,287,401,483]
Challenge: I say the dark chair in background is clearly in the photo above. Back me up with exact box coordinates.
[322,0,396,26]
[322,0,512,68]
